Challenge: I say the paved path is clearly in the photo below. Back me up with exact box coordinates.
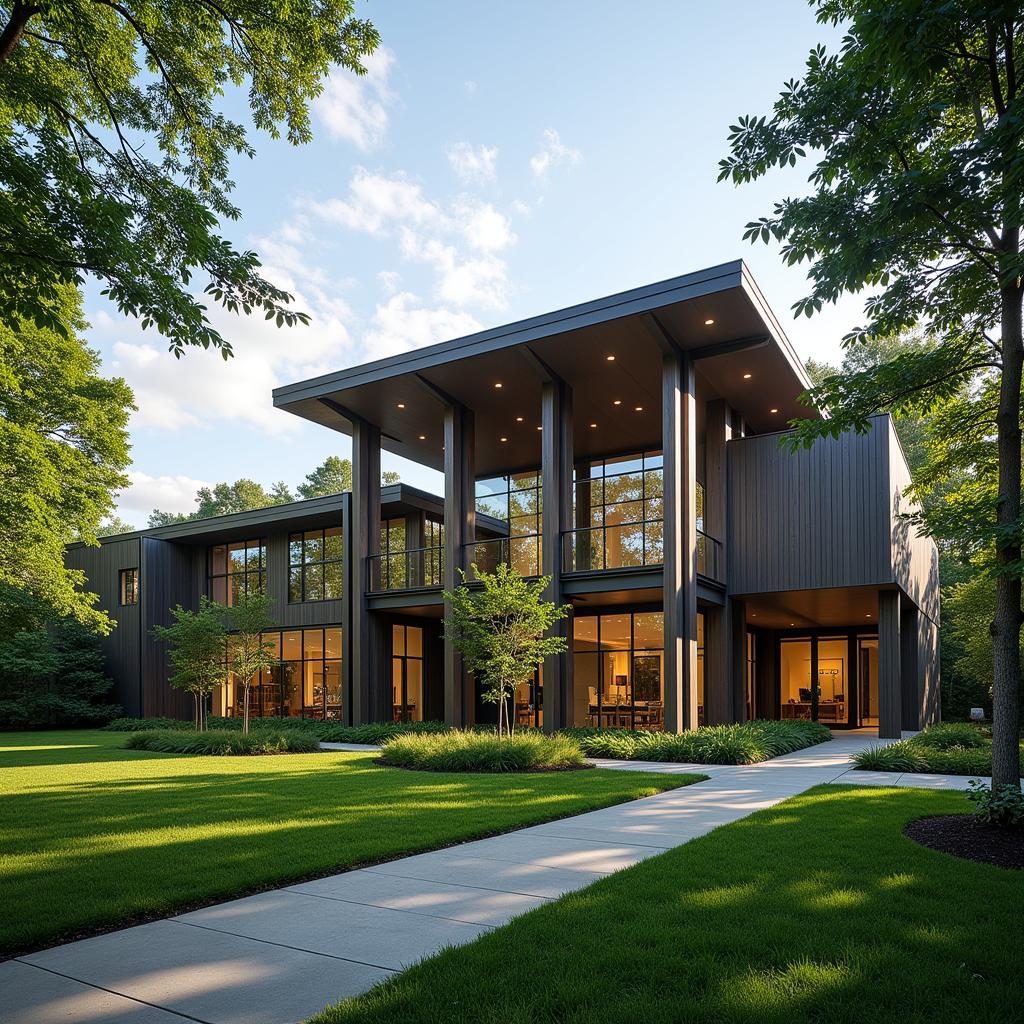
[2,733,978,1024]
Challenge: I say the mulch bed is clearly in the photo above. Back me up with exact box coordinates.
[904,814,1024,870]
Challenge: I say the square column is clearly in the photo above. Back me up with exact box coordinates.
[541,379,573,732]
[350,419,380,725]
[443,403,475,726]
[662,351,699,732]
[878,589,902,738]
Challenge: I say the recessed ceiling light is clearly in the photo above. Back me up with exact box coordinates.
[770,407,779,414]
[634,406,643,412]
[704,318,715,326]
[606,355,615,361]
[865,613,872,618]
[790,622,795,627]
[515,416,524,422]
[589,422,598,429]
[500,436,508,443]
[613,399,622,406]
[742,373,752,380]
[536,425,542,431]
[418,435,426,440]
[494,382,503,389]
[397,402,406,408]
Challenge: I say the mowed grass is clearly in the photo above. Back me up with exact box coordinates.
[0,730,700,956]
[315,785,1023,1024]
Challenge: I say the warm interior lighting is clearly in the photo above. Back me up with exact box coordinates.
[397,402,406,408]
[704,318,715,325]
[418,434,426,440]
[515,416,524,422]
[606,355,615,361]
[494,382,503,389]
[742,373,752,380]
[634,406,643,412]
[770,407,779,414]
[613,399,622,406]
[589,422,598,428]
[500,436,508,442]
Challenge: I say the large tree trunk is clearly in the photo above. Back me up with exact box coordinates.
[991,282,1023,790]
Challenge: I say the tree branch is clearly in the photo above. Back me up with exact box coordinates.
[0,1,39,63]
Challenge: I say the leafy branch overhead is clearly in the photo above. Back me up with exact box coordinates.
[0,1,379,355]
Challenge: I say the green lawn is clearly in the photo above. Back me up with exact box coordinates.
[314,785,1023,1024]
[0,729,700,956]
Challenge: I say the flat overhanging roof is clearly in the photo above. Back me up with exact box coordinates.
[273,260,816,476]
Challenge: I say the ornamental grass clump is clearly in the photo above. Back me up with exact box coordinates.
[104,717,194,732]
[379,730,587,773]
[124,728,320,756]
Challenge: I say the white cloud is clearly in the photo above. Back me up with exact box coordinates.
[456,200,515,251]
[530,128,582,179]
[116,471,211,521]
[446,142,498,185]
[314,48,396,150]
[464,80,478,96]
[363,291,480,360]
[311,169,444,236]
[378,270,402,295]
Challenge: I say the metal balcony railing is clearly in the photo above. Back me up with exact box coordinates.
[464,535,542,579]
[697,529,724,584]
[561,520,664,573]
[367,546,443,592]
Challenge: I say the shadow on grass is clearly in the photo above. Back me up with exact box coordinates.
[311,785,1023,1024]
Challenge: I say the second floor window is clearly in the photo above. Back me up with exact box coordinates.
[119,568,138,606]
[209,539,265,605]
[289,527,343,602]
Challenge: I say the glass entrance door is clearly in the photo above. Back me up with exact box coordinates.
[779,636,851,726]
[392,625,424,722]
[858,637,879,727]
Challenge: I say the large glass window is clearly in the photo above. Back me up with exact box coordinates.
[475,471,542,576]
[118,567,139,606]
[570,452,663,570]
[572,611,664,730]
[780,636,849,725]
[214,625,342,719]
[858,637,879,727]
[392,624,424,722]
[379,518,408,590]
[289,527,343,603]
[209,539,265,605]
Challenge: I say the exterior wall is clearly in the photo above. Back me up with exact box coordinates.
[727,420,892,595]
[65,536,144,716]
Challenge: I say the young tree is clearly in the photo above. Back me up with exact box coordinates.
[222,592,278,734]
[443,563,569,737]
[719,2,1023,790]
[0,2,378,354]
[152,597,226,730]
[1,284,132,635]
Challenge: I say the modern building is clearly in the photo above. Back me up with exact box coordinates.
[68,261,940,738]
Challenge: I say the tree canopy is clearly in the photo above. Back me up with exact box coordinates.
[0,1,378,354]
[0,284,133,634]
[720,0,1023,788]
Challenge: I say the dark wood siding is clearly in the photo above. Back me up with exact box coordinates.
[65,537,144,715]
[727,419,892,595]
[263,529,345,629]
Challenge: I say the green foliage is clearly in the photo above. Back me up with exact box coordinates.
[914,722,987,751]
[720,0,1023,791]
[854,723,1024,775]
[103,716,191,731]
[124,728,320,755]
[967,780,1024,827]
[95,516,136,537]
[380,730,587,773]
[852,741,929,773]
[444,563,569,736]
[0,286,133,634]
[223,592,279,733]
[296,456,400,500]
[0,616,120,727]
[0,1,378,356]
[565,719,831,765]
[149,478,294,526]
[299,719,449,744]
[151,597,226,729]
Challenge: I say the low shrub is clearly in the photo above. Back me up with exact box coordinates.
[914,722,987,750]
[379,730,587,772]
[104,716,194,732]
[563,720,831,765]
[124,728,321,755]
[852,741,929,773]
[967,780,1024,827]
[315,720,452,744]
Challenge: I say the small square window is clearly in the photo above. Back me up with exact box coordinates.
[119,568,139,606]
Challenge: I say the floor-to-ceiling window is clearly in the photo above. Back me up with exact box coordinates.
[858,637,879,726]
[475,471,542,576]
[572,611,663,730]
[213,625,342,719]
[288,527,343,602]
[513,666,543,729]
[379,518,408,589]
[392,624,423,722]
[779,636,850,726]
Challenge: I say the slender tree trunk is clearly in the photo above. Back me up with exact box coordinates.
[0,2,38,64]
[991,282,1023,790]
[243,684,250,735]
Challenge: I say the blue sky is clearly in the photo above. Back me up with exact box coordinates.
[86,0,859,526]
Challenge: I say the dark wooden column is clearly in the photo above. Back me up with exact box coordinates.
[573,460,592,572]
[443,403,475,726]
[541,379,573,732]
[351,418,381,726]
[900,604,920,731]
[730,598,748,721]
[703,399,731,724]
[407,511,426,587]
[878,589,902,738]
[663,350,698,732]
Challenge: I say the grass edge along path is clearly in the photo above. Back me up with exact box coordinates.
[0,729,702,957]
[311,784,1022,1024]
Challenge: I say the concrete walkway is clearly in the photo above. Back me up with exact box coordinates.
[2,733,978,1024]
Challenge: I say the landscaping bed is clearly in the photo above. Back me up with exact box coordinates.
[564,719,832,764]
[903,814,1023,870]
[0,729,699,956]
[378,730,588,772]
[853,722,1022,776]
[124,728,321,755]
[311,785,1023,1024]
